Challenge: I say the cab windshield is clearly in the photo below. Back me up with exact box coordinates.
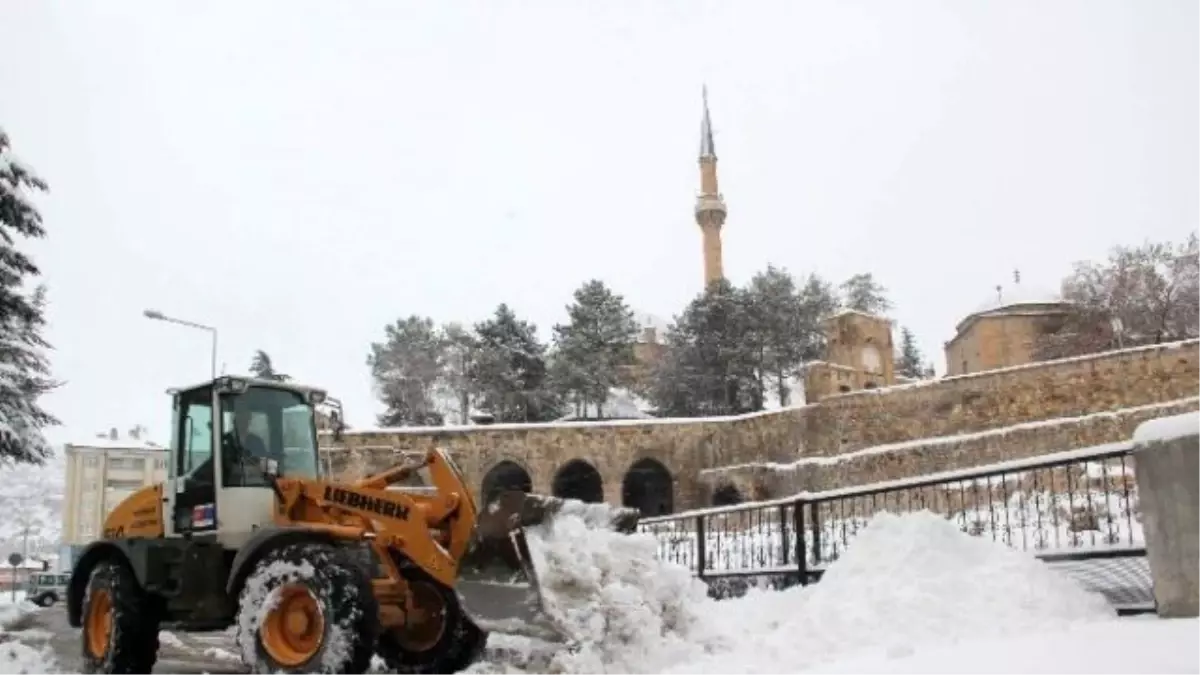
[221,385,319,486]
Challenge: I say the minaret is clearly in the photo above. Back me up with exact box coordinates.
[695,85,727,288]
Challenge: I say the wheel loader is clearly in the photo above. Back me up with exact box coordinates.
[66,376,640,674]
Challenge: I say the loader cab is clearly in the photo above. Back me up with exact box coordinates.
[166,376,326,548]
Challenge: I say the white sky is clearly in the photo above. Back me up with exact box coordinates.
[2,0,1196,446]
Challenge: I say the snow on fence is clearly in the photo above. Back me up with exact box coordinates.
[638,443,1142,578]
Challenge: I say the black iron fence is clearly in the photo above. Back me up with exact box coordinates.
[637,443,1154,613]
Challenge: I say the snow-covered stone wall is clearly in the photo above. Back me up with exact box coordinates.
[321,339,1199,511]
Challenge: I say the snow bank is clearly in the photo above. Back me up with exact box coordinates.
[518,502,721,673]
[0,640,54,675]
[1133,412,1199,444]
[476,510,1120,674]
[0,603,39,632]
[676,511,1114,673]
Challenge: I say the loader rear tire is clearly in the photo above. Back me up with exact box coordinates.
[376,561,489,674]
[79,559,160,674]
[234,542,379,674]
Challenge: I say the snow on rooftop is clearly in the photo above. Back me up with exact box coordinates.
[970,283,1065,316]
[1132,411,1199,444]
[67,437,164,451]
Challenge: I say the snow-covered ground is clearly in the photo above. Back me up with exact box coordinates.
[460,508,1194,674]
[0,509,1193,674]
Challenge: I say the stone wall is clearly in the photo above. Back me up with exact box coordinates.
[321,339,1199,511]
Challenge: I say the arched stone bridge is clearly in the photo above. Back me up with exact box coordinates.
[319,419,749,516]
[319,341,1199,514]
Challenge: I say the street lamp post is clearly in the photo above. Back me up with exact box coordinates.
[143,309,219,379]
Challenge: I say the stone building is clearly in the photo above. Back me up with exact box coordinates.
[944,281,1072,375]
[804,309,898,403]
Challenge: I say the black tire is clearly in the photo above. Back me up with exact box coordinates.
[234,542,379,674]
[32,593,51,608]
[79,560,160,674]
[375,559,489,674]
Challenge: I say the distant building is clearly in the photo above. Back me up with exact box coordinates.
[944,283,1072,375]
[805,309,898,402]
[61,438,168,549]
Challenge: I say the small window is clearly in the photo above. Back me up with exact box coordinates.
[177,388,214,477]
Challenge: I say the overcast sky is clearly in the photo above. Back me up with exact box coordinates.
[2,0,1196,446]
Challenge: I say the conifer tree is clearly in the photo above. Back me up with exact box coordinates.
[469,304,559,422]
[551,280,638,418]
[0,128,58,464]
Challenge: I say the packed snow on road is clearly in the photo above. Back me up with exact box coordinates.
[1,510,1194,674]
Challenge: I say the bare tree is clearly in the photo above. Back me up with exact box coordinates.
[1035,234,1199,360]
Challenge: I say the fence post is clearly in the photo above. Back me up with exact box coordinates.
[810,500,822,578]
[779,504,790,567]
[794,498,809,585]
[695,515,706,580]
[1133,417,1199,618]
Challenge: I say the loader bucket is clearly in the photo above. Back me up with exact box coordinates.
[456,490,641,638]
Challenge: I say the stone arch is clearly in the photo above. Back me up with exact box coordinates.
[711,482,744,507]
[552,459,604,503]
[621,457,674,517]
[480,460,533,505]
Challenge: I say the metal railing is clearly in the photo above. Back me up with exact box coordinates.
[638,443,1152,612]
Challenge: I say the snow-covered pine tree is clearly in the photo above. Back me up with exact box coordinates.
[0,128,58,465]
[896,326,927,379]
[649,279,759,416]
[839,272,892,315]
[436,322,478,425]
[367,316,448,427]
[469,304,559,423]
[551,280,638,418]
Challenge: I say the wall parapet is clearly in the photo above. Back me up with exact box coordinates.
[321,339,1199,511]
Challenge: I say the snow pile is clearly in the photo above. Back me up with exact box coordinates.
[518,504,722,673]
[677,511,1114,673]
[0,640,54,674]
[0,602,39,632]
[479,509,1119,674]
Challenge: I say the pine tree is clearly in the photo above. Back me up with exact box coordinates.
[797,273,841,360]
[744,265,836,407]
[0,129,58,464]
[896,326,928,379]
[469,304,559,422]
[249,349,290,381]
[551,280,639,418]
[367,316,447,427]
[649,280,759,416]
[839,273,892,315]
[436,322,478,425]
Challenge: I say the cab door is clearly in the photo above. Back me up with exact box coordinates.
[164,386,220,538]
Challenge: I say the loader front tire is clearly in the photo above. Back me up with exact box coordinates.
[376,562,488,674]
[79,559,160,674]
[234,542,378,674]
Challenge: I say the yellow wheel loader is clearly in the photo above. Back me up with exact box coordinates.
[66,376,639,674]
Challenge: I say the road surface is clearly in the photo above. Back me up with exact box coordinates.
[22,606,249,674]
[13,582,560,674]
